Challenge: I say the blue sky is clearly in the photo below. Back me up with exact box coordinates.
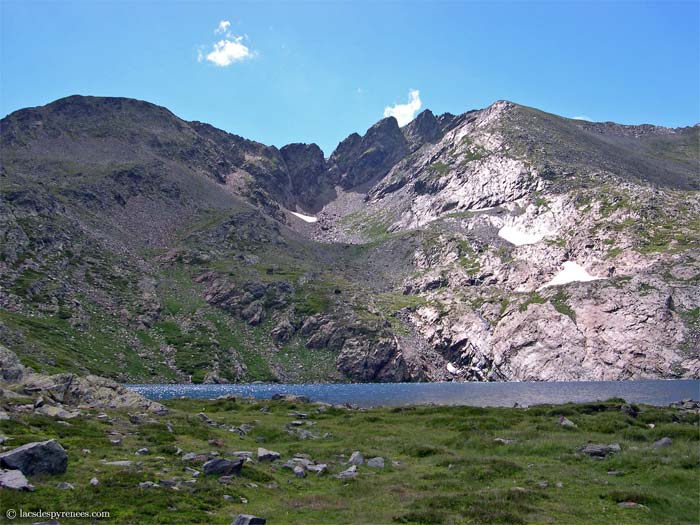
[1,1,698,154]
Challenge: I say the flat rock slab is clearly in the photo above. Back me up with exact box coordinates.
[0,439,68,475]
[580,443,621,457]
[0,468,34,490]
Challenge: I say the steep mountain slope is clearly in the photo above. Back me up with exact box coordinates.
[1,95,698,383]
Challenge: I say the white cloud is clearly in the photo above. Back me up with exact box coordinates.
[383,89,421,127]
[573,115,592,121]
[215,20,231,35]
[199,21,255,67]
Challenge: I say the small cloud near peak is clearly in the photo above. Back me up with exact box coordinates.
[199,21,255,67]
[384,89,422,127]
[215,20,231,35]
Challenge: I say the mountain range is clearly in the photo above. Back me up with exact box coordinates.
[1,95,698,384]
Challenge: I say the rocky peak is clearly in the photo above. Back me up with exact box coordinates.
[328,116,408,189]
[280,143,331,212]
[402,109,442,152]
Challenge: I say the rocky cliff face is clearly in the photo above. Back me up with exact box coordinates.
[1,95,698,383]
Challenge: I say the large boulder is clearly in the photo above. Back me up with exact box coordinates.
[0,440,68,475]
[232,515,266,525]
[203,458,243,476]
[0,344,27,382]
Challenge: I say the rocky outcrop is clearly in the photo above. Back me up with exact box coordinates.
[328,117,409,189]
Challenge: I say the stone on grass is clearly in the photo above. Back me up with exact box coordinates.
[257,447,280,461]
[135,448,150,455]
[653,437,672,449]
[0,439,68,475]
[103,460,133,466]
[293,465,306,478]
[0,469,34,490]
[580,443,620,457]
[559,416,577,428]
[56,482,74,490]
[367,457,385,468]
[203,458,243,476]
[90,477,100,486]
[348,451,364,465]
[307,463,328,475]
[335,465,357,479]
[232,515,266,525]
[138,481,157,488]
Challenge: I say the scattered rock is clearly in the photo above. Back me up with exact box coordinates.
[203,458,243,476]
[580,443,621,457]
[56,482,75,490]
[135,448,150,455]
[232,515,266,525]
[138,481,157,488]
[336,465,358,479]
[348,451,364,465]
[537,481,549,488]
[307,464,328,475]
[90,477,100,486]
[0,469,34,490]
[653,437,672,448]
[0,439,68,475]
[293,465,306,478]
[367,457,385,468]
[559,416,577,428]
[257,447,280,461]
[494,438,517,445]
[103,460,134,467]
[182,453,208,463]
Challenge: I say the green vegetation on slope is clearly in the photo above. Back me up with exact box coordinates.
[0,397,697,524]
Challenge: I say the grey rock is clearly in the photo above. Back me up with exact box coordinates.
[90,477,100,486]
[138,481,157,488]
[0,439,68,475]
[203,457,243,476]
[653,437,673,448]
[335,465,358,479]
[231,515,266,525]
[307,463,328,475]
[580,443,621,457]
[257,447,280,461]
[367,457,385,468]
[293,465,306,478]
[348,451,364,465]
[559,416,577,428]
[35,405,80,419]
[56,482,74,490]
[103,460,133,466]
[135,448,150,455]
[0,468,34,490]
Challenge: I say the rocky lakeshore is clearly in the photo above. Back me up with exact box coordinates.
[1,350,698,524]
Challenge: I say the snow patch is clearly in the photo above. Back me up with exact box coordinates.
[446,363,459,374]
[290,211,318,223]
[539,261,602,289]
[498,225,545,246]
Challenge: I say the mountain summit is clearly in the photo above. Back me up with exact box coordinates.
[1,95,698,383]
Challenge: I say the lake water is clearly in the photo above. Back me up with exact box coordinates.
[129,380,700,408]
